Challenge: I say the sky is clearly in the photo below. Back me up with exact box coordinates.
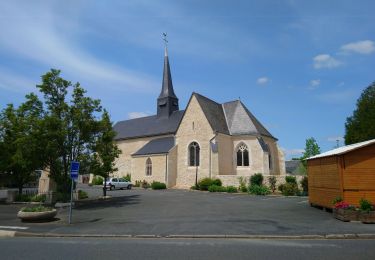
[0,0,374,159]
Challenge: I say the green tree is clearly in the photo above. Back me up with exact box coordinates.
[301,137,321,169]
[345,82,375,145]
[37,69,102,195]
[0,94,45,193]
[90,110,121,197]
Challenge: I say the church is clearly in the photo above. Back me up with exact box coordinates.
[113,47,286,188]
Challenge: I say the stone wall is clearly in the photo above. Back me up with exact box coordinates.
[132,155,167,184]
[175,95,216,188]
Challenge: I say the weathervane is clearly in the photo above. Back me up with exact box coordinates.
[162,32,168,47]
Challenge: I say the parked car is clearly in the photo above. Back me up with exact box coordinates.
[104,178,132,190]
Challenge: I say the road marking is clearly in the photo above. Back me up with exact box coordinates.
[297,200,308,204]
[0,230,16,237]
[0,226,29,230]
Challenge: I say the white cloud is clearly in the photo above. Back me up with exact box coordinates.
[0,2,159,96]
[128,112,150,119]
[0,67,36,93]
[257,77,269,85]
[308,79,320,90]
[313,54,342,69]
[341,40,375,54]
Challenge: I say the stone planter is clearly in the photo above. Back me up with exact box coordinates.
[17,208,57,221]
[359,211,375,224]
[333,208,359,222]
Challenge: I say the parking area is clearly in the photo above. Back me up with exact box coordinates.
[1,187,375,236]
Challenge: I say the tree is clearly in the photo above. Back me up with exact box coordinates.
[37,69,102,196]
[301,137,321,169]
[90,110,121,197]
[0,94,45,193]
[345,82,375,145]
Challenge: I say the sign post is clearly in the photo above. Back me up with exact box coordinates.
[69,161,79,224]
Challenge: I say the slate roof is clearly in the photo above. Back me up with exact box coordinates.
[194,93,230,135]
[132,137,175,156]
[222,100,276,140]
[114,110,184,140]
[307,139,375,160]
[114,93,276,141]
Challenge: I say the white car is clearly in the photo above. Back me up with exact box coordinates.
[104,178,132,190]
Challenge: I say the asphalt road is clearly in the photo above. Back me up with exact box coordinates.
[1,186,375,236]
[0,237,374,260]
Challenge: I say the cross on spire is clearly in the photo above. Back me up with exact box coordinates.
[162,32,168,56]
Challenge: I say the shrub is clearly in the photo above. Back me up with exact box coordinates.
[31,194,47,202]
[268,176,277,193]
[151,181,166,190]
[198,178,214,191]
[238,176,247,192]
[300,176,308,195]
[92,176,104,185]
[142,180,150,189]
[226,186,238,193]
[280,183,299,196]
[250,173,264,186]
[248,184,271,195]
[21,205,53,212]
[78,190,88,200]
[124,174,131,182]
[134,180,141,187]
[208,185,227,192]
[359,198,374,213]
[15,194,31,202]
[285,176,297,184]
[278,184,285,193]
[212,178,222,186]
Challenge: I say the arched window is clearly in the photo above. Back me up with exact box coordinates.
[189,142,200,166]
[268,152,272,170]
[237,143,249,166]
[145,158,152,176]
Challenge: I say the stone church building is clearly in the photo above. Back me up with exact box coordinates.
[113,48,285,188]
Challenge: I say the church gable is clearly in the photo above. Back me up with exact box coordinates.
[176,94,215,137]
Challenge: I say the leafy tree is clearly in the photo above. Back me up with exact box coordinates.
[90,110,121,196]
[301,137,321,169]
[0,94,45,193]
[345,82,375,145]
[37,69,102,194]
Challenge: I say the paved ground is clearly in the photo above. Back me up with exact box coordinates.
[1,237,374,260]
[1,186,375,236]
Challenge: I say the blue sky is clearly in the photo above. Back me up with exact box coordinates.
[1,0,374,159]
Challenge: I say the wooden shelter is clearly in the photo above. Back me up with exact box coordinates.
[307,139,375,208]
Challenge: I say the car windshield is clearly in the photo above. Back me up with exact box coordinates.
[112,178,117,182]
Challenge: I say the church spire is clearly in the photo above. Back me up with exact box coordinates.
[157,33,179,118]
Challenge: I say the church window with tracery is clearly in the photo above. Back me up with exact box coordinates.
[189,142,200,166]
[237,143,249,166]
[145,158,152,176]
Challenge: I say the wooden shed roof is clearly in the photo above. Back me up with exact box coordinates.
[307,139,375,160]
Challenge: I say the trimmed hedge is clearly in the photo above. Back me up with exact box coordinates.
[248,184,271,195]
[92,176,104,185]
[208,185,227,192]
[226,186,238,193]
[151,181,166,190]
[198,178,222,191]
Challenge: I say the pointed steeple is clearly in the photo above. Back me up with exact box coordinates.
[157,39,179,118]
[159,47,177,99]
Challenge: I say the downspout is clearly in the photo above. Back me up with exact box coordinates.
[165,154,168,186]
[209,132,218,179]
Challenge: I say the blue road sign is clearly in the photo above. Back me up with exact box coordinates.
[70,161,80,181]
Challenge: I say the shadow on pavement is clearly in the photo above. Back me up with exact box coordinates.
[74,195,140,210]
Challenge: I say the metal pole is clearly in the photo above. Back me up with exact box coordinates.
[69,178,74,224]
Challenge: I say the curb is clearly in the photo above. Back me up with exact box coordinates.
[2,231,375,240]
